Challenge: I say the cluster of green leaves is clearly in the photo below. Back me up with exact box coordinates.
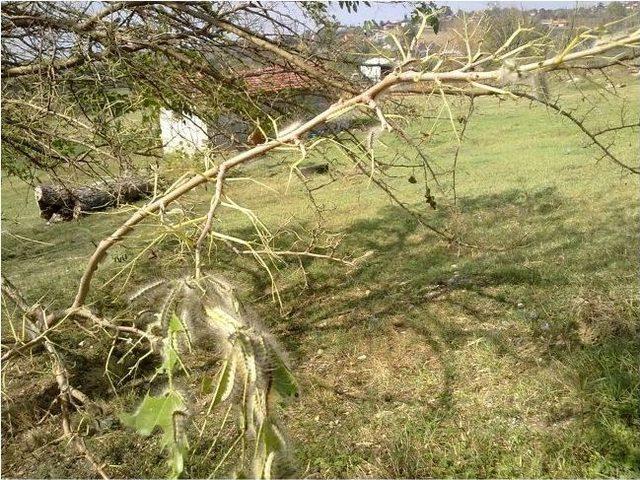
[304,1,371,22]
[121,314,189,478]
[410,1,441,35]
[337,1,371,14]
[202,303,297,478]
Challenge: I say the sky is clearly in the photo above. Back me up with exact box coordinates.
[328,1,605,25]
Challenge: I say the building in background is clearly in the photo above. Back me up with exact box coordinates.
[359,57,393,83]
[159,66,335,154]
[159,109,210,155]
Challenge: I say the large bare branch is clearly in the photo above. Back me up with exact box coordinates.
[70,29,640,307]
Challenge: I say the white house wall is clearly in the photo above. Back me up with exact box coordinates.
[360,57,392,83]
[359,64,382,82]
[159,109,209,155]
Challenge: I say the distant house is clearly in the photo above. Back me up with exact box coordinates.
[540,18,568,28]
[359,57,393,83]
[378,20,407,31]
[214,66,332,145]
[159,109,209,155]
[160,66,334,154]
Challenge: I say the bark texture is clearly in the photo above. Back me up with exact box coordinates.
[35,176,153,223]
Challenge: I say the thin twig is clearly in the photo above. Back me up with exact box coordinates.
[452,98,475,205]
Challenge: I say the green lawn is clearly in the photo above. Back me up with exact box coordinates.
[1,77,639,478]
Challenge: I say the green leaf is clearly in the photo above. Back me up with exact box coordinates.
[431,18,439,35]
[120,392,183,438]
[158,340,179,376]
[171,444,185,479]
[157,314,189,377]
[168,313,185,334]
[120,392,188,478]
[270,353,298,399]
[201,376,214,395]
[263,422,285,453]
[207,357,236,413]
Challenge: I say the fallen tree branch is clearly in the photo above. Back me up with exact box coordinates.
[71,29,640,308]
[0,276,110,479]
[35,176,154,223]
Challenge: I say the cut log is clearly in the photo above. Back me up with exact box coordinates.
[35,176,153,223]
[34,185,75,221]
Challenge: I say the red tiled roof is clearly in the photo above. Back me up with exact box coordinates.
[243,66,313,94]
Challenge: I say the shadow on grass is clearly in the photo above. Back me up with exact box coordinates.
[2,185,637,477]
[251,186,639,476]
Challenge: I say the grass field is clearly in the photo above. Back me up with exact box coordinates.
[2,77,639,478]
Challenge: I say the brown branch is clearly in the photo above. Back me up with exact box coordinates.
[452,99,475,205]
[239,249,355,266]
[1,286,160,363]
[194,163,228,278]
[593,122,640,136]
[167,2,359,95]
[0,276,109,479]
[2,4,187,78]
